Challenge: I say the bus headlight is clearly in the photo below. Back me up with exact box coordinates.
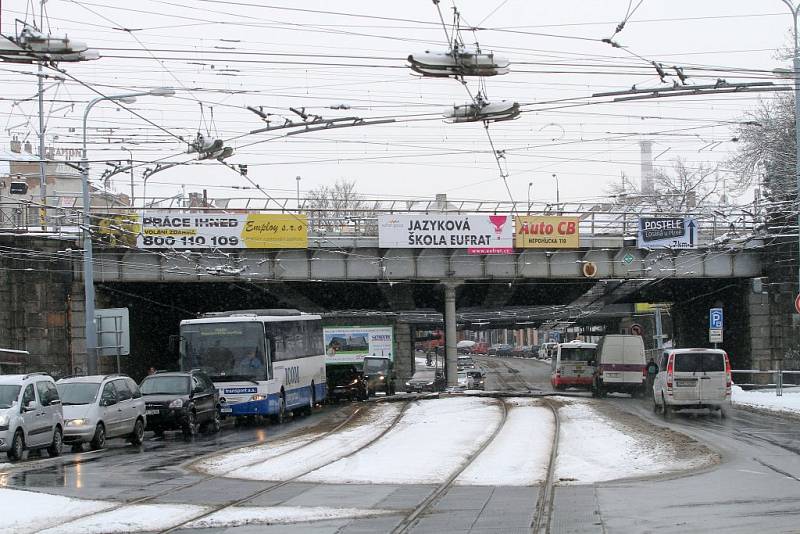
[251,394,266,401]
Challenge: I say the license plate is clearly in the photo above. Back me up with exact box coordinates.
[145,409,160,416]
[220,407,232,413]
[605,372,621,378]
[676,379,697,387]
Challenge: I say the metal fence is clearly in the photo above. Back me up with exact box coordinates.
[731,370,800,396]
[0,196,762,246]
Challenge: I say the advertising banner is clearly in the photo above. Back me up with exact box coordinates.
[378,214,513,253]
[324,326,394,364]
[637,217,697,249]
[125,212,308,249]
[514,216,580,248]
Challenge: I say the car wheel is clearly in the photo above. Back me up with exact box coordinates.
[129,418,145,445]
[182,410,197,438]
[662,394,673,418]
[718,406,727,419]
[7,430,24,461]
[204,409,221,434]
[47,427,63,457]
[653,395,660,413]
[90,423,106,450]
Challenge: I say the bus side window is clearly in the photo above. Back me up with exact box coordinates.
[265,338,274,379]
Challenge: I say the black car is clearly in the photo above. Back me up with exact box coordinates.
[327,365,367,402]
[140,370,220,437]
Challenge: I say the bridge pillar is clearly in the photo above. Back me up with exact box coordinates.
[443,280,461,387]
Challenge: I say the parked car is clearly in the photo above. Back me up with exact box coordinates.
[405,370,445,393]
[653,348,732,417]
[467,370,486,390]
[550,341,597,391]
[0,373,63,460]
[326,365,367,402]
[140,370,220,437]
[457,340,476,354]
[57,374,146,451]
[362,356,396,396]
[592,335,646,397]
[489,344,513,357]
[457,355,476,370]
[472,341,490,355]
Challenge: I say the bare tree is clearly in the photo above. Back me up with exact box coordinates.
[607,158,724,211]
[306,178,375,233]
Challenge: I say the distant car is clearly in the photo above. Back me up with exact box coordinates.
[457,340,477,354]
[405,371,445,393]
[472,342,490,355]
[57,374,146,451]
[539,342,558,359]
[467,370,485,390]
[326,365,367,402]
[457,356,476,370]
[140,370,220,437]
[490,344,513,357]
[362,357,396,396]
[0,373,63,461]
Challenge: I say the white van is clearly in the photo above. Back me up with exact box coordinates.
[538,342,558,360]
[592,335,646,397]
[653,348,732,417]
[551,341,596,391]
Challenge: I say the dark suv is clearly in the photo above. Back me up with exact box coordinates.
[140,370,220,437]
[327,365,367,402]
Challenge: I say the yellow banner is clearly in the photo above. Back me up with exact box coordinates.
[95,214,141,247]
[514,216,580,248]
[240,214,308,249]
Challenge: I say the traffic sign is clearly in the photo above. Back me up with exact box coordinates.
[637,217,698,249]
[709,329,723,344]
[630,323,643,336]
[622,252,635,265]
[795,293,800,315]
[709,308,723,330]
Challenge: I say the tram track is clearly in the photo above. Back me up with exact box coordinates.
[153,400,412,533]
[531,397,560,534]
[28,404,365,534]
[390,397,510,534]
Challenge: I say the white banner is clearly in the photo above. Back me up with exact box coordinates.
[378,214,513,253]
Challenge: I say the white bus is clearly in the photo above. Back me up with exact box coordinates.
[178,309,326,422]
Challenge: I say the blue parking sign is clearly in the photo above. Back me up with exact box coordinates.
[709,308,723,330]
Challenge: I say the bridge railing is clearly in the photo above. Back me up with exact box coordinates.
[731,369,800,396]
[0,196,762,246]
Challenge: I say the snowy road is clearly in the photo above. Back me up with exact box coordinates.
[1,357,799,532]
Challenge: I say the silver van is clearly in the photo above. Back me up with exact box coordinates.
[653,348,731,417]
[592,335,646,397]
[57,374,146,451]
[0,373,64,460]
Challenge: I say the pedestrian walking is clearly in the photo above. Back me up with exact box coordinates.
[646,357,659,392]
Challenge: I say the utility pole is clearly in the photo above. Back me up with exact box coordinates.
[36,3,46,229]
[296,175,301,210]
[122,146,134,205]
[783,0,800,306]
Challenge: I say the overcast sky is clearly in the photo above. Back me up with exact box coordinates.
[0,1,790,207]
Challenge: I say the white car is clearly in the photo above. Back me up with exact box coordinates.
[0,373,64,460]
[653,348,732,417]
[57,375,146,451]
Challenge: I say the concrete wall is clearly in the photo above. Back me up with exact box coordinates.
[0,236,77,377]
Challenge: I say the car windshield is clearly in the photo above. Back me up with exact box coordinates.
[140,376,190,395]
[363,359,389,373]
[560,347,596,362]
[674,353,725,373]
[57,382,100,405]
[0,385,20,409]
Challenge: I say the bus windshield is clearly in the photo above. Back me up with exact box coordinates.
[180,322,267,382]
[560,347,596,362]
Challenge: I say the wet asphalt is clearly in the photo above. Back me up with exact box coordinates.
[3,357,800,533]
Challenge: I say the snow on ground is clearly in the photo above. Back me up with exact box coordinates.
[0,487,114,533]
[303,396,502,484]
[195,432,321,476]
[457,398,554,486]
[555,401,679,484]
[225,403,404,481]
[187,505,396,529]
[732,385,800,415]
[39,503,208,534]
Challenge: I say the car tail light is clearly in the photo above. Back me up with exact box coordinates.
[642,366,647,382]
[724,353,732,390]
[666,355,674,393]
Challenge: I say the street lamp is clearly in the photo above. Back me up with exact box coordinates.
[552,173,560,213]
[527,181,533,214]
[782,0,800,304]
[296,175,301,210]
[82,88,175,375]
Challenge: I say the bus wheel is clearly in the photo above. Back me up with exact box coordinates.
[271,393,287,424]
